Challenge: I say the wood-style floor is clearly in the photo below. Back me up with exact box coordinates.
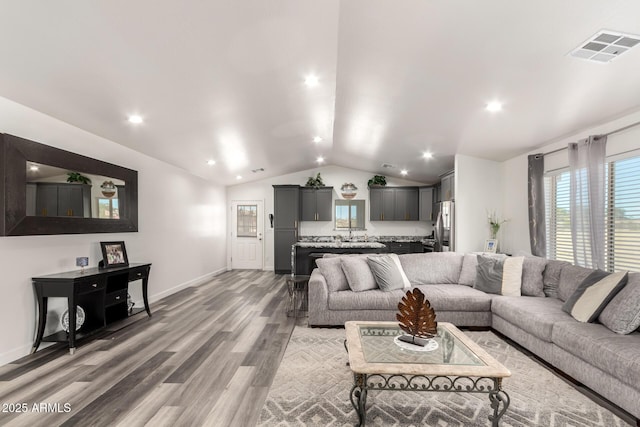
[0,270,295,427]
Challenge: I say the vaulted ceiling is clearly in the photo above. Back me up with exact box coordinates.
[1,1,640,185]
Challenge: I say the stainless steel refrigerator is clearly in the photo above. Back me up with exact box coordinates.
[434,201,455,252]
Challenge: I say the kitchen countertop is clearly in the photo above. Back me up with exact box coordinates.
[294,242,387,249]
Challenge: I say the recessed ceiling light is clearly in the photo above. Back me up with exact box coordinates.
[400,169,408,176]
[316,156,324,163]
[485,101,502,113]
[29,165,39,171]
[128,115,144,124]
[207,159,216,166]
[422,152,433,159]
[313,136,323,143]
[304,74,319,87]
[236,175,242,180]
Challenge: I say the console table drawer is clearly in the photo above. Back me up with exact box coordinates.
[75,278,106,295]
[105,289,128,307]
[128,267,148,281]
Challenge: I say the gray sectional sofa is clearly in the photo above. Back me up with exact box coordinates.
[308,252,640,420]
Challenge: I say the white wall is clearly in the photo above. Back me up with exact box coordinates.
[227,165,433,270]
[0,96,227,365]
[454,155,504,252]
[501,109,640,255]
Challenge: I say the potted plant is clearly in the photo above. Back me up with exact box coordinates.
[66,172,91,185]
[367,175,387,187]
[305,173,325,188]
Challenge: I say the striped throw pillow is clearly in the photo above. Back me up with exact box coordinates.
[562,270,628,323]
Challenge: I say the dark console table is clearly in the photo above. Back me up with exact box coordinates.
[32,263,152,355]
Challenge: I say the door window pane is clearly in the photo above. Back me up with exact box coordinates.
[237,205,257,237]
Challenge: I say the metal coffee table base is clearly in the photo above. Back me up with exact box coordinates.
[350,373,510,427]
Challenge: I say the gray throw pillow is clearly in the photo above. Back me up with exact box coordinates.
[340,257,378,292]
[521,256,547,297]
[459,253,506,286]
[542,260,571,298]
[558,264,594,302]
[474,255,523,296]
[367,255,406,292]
[562,270,628,323]
[599,272,640,334]
[315,257,349,293]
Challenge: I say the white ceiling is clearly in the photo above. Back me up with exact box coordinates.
[1,1,640,185]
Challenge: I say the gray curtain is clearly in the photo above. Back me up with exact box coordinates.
[568,135,607,269]
[528,154,546,257]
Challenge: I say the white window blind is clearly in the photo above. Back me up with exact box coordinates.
[545,154,640,272]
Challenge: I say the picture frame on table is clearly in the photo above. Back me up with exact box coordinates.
[100,241,129,268]
[484,239,498,253]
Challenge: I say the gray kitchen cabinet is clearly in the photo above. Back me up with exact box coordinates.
[273,185,300,274]
[419,187,434,221]
[440,171,455,201]
[34,183,91,217]
[301,187,333,221]
[369,187,419,221]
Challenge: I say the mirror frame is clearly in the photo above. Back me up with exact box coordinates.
[0,133,138,236]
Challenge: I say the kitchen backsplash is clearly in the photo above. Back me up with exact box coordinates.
[299,235,429,242]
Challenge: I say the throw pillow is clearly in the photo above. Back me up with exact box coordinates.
[474,255,524,296]
[562,270,628,323]
[315,257,349,293]
[340,257,378,292]
[542,260,571,298]
[367,255,406,292]
[599,272,640,334]
[521,256,547,297]
[459,253,506,287]
[557,264,594,302]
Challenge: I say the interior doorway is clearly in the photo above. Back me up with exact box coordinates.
[231,200,264,269]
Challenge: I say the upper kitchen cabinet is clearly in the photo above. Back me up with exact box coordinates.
[273,185,299,228]
[300,187,333,221]
[419,186,434,221]
[369,187,418,221]
[440,170,455,201]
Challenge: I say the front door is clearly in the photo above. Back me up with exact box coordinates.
[231,201,264,269]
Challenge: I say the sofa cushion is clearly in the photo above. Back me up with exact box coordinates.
[543,260,571,298]
[474,255,523,296]
[521,256,547,297]
[399,253,464,285]
[491,296,574,342]
[599,272,640,334]
[315,257,349,293]
[340,257,377,292]
[552,321,640,390]
[562,270,628,323]
[558,264,594,302]
[328,284,493,312]
[367,254,409,292]
[459,253,506,287]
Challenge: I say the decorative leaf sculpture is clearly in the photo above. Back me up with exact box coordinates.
[396,288,437,339]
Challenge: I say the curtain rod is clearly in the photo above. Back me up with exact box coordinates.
[541,119,640,156]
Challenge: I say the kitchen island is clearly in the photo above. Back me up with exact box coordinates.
[293,241,387,275]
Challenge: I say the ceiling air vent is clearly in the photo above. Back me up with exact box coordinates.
[251,168,264,173]
[570,30,640,63]
[381,163,396,169]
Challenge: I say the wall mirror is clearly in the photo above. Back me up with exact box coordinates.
[1,133,138,236]
[335,199,365,230]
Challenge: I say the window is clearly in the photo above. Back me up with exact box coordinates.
[335,200,365,230]
[98,198,119,219]
[545,155,640,272]
[237,204,257,237]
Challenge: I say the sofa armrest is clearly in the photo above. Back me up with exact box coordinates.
[308,268,329,324]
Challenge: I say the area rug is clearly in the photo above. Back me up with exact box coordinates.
[258,327,631,426]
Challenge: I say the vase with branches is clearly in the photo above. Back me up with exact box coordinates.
[488,211,508,239]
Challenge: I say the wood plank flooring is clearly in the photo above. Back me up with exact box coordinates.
[0,270,295,427]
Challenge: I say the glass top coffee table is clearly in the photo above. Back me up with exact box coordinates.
[345,321,511,426]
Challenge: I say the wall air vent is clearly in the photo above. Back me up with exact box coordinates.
[570,30,640,63]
